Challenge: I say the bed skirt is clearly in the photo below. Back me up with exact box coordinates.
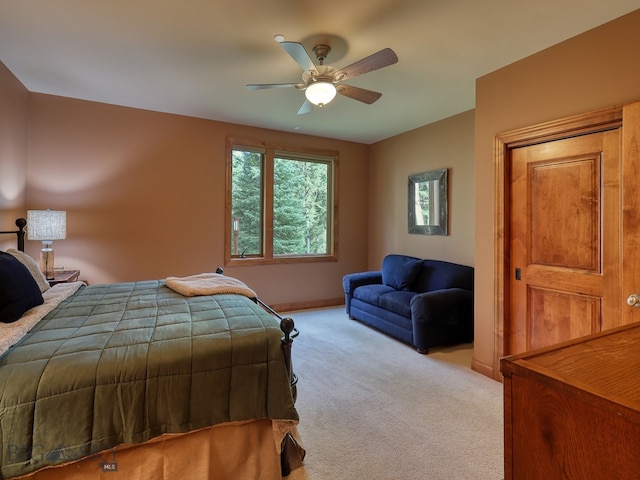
[12,420,305,480]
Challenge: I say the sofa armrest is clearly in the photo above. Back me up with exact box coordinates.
[342,271,382,315]
[410,288,474,351]
[342,271,382,294]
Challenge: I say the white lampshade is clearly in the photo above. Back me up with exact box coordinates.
[27,210,67,280]
[305,80,337,107]
[27,210,67,241]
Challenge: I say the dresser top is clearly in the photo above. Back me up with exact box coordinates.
[502,322,640,411]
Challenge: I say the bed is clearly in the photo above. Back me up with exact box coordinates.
[0,218,304,480]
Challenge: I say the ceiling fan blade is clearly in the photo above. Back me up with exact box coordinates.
[279,41,318,74]
[297,99,313,115]
[334,48,398,81]
[336,84,382,104]
[246,83,303,90]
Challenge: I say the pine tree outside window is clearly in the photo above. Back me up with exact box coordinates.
[226,138,338,265]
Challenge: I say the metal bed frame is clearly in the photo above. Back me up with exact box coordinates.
[0,217,26,252]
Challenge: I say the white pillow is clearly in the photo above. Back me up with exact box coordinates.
[6,248,50,293]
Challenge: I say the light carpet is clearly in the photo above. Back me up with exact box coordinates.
[286,307,504,480]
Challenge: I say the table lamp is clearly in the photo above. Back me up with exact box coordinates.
[27,209,67,280]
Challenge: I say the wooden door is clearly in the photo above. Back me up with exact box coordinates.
[493,102,640,380]
[509,129,621,354]
[621,102,640,328]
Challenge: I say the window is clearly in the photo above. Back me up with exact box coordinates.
[226,138,338,265]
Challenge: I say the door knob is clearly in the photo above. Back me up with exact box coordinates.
[627,294,640,307]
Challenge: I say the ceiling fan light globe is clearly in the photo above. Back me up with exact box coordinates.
[305,81,337,106]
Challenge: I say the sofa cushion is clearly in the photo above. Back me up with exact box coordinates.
[378,290,416,318]
[414,260,474,293]
[381,254,422,291]
[353,284,396,307]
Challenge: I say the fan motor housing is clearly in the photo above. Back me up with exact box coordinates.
[312,44,331,64]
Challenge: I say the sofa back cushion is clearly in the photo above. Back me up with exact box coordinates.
[414,260,474,293]
[381,254,423,291]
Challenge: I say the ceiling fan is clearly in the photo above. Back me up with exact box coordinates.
[246,35,398,114]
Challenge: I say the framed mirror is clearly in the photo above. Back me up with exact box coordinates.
[408,168,448,235]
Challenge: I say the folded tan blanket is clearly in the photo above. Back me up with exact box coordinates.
[165,273,257,298]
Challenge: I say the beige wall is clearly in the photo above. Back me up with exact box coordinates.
[474,9,640,375]
[368,110,475,268]
[0,61,28,250]
[3,89,370,308]
[367,8,640,378]
[4,7,640,374]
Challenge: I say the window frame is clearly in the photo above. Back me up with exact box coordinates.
[225,137,339,266]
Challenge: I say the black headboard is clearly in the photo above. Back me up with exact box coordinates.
[0,218,26,252]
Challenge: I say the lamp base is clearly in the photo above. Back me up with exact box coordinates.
[40,244,55,280]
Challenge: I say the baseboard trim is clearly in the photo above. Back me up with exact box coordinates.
[471,357,502,382]
[271,297,345,314]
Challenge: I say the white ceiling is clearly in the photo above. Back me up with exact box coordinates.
[1,1,638,144]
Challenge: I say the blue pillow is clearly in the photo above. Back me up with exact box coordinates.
[0,251,44,323]
[381,255,423,291]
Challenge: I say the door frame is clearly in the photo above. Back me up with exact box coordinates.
[492,106,623,381]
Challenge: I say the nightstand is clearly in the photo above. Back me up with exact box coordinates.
[48,270,81,286]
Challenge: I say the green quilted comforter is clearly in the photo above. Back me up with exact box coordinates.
[0,281,298,479]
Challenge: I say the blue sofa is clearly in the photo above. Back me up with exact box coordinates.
[342,254,474,353]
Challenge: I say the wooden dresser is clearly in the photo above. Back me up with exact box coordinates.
[501,322,640,480]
